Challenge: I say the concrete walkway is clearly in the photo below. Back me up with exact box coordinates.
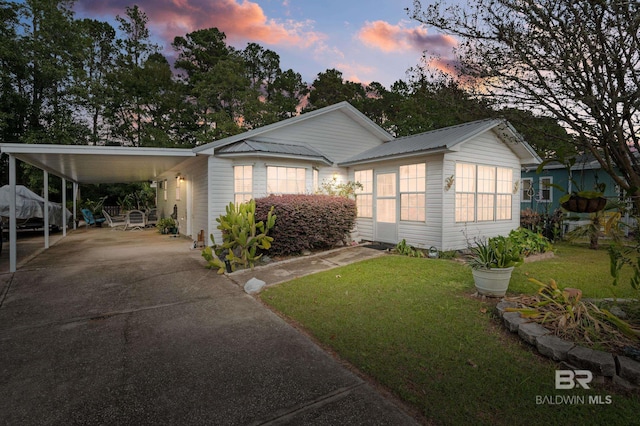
[0,228,418,425]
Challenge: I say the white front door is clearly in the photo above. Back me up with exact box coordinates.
[375,172,397,243]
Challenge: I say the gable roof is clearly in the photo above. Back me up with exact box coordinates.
[216,140,333,165]
[193,101,393,155]
[339,118,541,166]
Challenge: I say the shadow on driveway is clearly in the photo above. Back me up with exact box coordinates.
[0,228,419,425]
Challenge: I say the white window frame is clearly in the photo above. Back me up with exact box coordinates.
[267,166,306,194]
[399,163,426,222]
[354,169,373,218]
[163,179,167,201]
[455,163,476,223]
[313,168,319,192]
[495,167,513,221]
[538,176,553,203]
[521,178,533,203]
[455,162,513,223]
[234,165,253,204]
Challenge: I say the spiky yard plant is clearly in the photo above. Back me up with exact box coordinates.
[507,277,640,351]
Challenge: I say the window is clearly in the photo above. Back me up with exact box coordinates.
[354,169,373,218]
[539,177,552,202]
[399,163,426,221]
[455,163,476,222]
[234,165,253,204]
[477,165,495,221]
[496,167,513,220]
[163,179,167,201]
[376,173,396,223]
[521,178,533,202]
[455,163,513,222]
[313,168,319,192]
[267,166,306,194]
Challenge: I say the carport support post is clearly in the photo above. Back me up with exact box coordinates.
[62,178,66,236]
[44,171,49,249]
[8,154,16,273]
[73,182,77,230]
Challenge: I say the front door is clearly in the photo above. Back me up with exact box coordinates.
[375,172,397,243]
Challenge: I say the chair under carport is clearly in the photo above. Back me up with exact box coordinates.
[0,144,195,272]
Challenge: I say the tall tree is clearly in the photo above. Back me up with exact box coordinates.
[106,5,159,146]
[270,69,308,120]
[410,0,640,210]
[73,18,116,145]
[173,28,232,81]
[0,1,26,143]
[306,69,366,111]
[172,28,239,142]
[14,0,86,145]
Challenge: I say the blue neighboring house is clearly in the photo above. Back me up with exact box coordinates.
[520,155,621,216]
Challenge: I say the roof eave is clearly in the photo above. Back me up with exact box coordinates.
[339,148,451,167]
[216,152,334,166]
[0,143,195,157]
[497,121,542,165]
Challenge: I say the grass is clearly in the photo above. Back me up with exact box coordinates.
[511,241,640,299]
[260,244,640,425]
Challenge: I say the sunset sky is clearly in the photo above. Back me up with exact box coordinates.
[73,0,459,88]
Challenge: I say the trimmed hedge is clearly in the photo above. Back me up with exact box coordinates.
[255,194,357,256]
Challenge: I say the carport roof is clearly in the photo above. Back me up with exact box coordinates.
[0,144,196,184]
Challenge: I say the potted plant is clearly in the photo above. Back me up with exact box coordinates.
[559,190,607,213]
[467,236,524,297]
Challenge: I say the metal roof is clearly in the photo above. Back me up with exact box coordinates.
[339,118,541,166]
[217,140,333,164]
[0,144,196,184]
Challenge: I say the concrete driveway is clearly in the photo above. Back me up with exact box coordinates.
[0,228,418,425]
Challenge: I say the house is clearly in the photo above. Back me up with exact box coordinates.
[154,102,541,251]
[520,155,621,215]
[1,102,540,271]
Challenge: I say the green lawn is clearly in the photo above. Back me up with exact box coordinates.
[511,242,640,299]
[260,244,640,425]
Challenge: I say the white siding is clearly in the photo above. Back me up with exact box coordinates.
[355,218,373,241]
[187,156,209,241]
[208,156,235,244]
[251,110,384,162]
[348,155,443,249]
[443,131,522,250]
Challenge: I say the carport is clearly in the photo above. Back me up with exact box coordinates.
[0,143,195,272]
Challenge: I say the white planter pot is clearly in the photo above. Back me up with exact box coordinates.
[472,267,515,297]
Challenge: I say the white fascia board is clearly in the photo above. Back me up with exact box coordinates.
[0,143,195,157]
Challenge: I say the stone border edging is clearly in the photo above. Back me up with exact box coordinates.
[496,300,640,390]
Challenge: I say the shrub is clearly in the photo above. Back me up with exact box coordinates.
[394,239,425,258]
[255,194,357,256]
[508,228,553,256]
[520,208,564,241]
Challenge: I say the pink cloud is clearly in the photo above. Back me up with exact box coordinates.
[75,0,325,49]
[358,20,457,55]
